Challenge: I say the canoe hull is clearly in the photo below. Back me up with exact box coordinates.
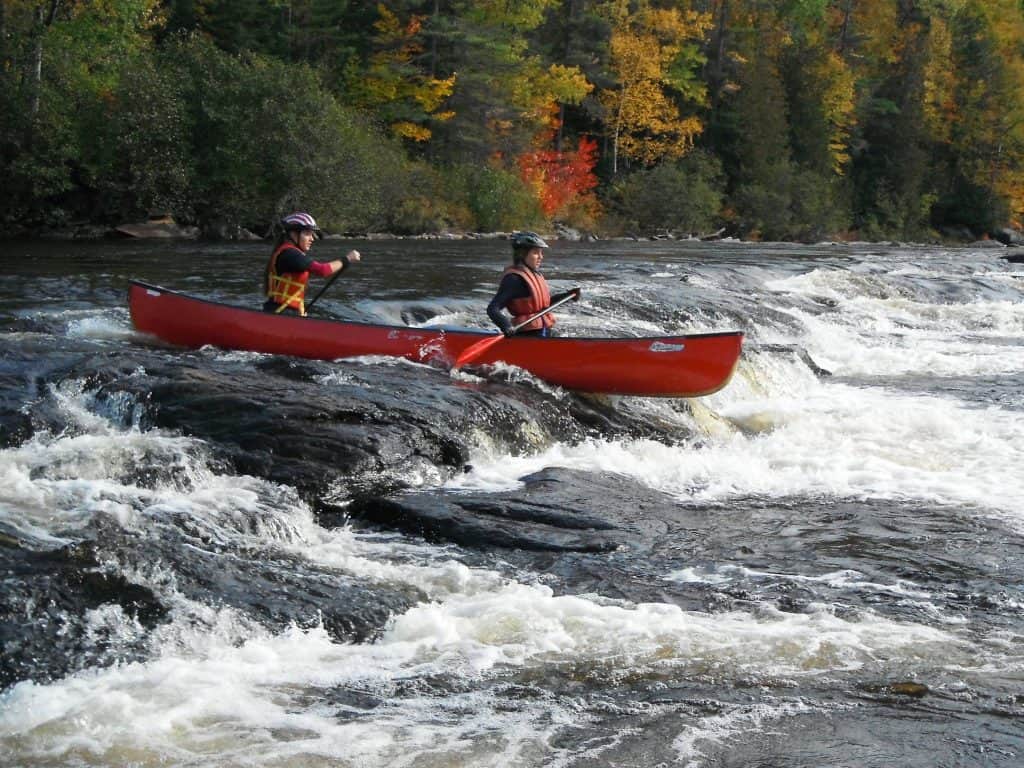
[128,281,743,397]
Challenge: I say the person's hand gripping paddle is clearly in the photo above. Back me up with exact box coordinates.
[453,291,578,370]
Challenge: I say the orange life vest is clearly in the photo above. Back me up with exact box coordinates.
[504,266,554,331]
[265,243,310,315]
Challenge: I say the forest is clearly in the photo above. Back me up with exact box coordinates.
[1,0,1023,241]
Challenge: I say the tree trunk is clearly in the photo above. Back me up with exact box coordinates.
[837,0,854,54]
[704,0,729,152]
[29,1,62,118]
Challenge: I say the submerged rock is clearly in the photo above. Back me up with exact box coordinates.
[353,467,679,552]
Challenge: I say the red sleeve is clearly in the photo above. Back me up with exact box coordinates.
[308,260,334,277]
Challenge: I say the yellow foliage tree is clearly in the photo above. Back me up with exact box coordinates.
[510,62,593,139]
[814,49,856,175]
[598,2,712,173]
[352,4,455,143]
[970,0,1024,224]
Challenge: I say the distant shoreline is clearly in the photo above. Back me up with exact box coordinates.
[30,225,1023,249]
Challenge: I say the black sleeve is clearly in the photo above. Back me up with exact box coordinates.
[274,246,314,273]
[486,273,531,333]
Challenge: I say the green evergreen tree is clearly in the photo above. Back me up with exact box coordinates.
[728,45,794,239]
[850,4,935,240]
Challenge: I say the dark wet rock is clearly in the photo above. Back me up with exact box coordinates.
[94,358,476,497]
[1002,253,1024,263]
[352,467,680,551]
[994,228,1023,246]
[400,305,442,324]
[0,338,106,448]
[74,350,687,501]
[749,343,832,377]
[18,339,692,511]
[90,517,420,646]
[0,528,167,689]
[0,508,424,690]
[359,494,623,552]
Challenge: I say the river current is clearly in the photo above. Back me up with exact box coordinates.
[1,238,1022,767]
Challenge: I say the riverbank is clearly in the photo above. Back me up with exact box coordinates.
[28,214,1024,249]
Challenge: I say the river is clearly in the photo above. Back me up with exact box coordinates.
[1,237,1022,767]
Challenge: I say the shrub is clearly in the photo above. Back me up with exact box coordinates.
[606,151,725,236]
[96,54,192,222]
[445,164,544,232]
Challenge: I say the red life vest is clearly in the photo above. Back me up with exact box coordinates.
[504,266,554,331]
[265,243,310,315]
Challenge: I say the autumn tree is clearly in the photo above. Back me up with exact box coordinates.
[846,0,936,239]
[598,0,712,173]
[422,0,590,167]
[780,2,855,237]
[932,0,1024,233]
[347,4,455,144]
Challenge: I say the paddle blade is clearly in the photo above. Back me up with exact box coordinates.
[454,333,504,369]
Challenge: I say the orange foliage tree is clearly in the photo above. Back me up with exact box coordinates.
[517,135,600,219]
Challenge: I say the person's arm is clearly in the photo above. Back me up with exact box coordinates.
[311,249,362,276]
[486,274,530,335]
[550,287,582,304]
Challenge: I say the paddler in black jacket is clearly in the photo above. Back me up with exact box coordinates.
[486,231,580,337]
[264,212,361,316]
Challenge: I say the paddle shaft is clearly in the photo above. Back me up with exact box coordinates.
[454,292,577,369]
[509,291,577,333]
[305,262,346,311]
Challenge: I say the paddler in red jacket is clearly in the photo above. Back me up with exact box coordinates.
[486,231,580,337]
[263,212,361,316]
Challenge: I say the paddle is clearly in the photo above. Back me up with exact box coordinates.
[307,249,362,312]
[304,265,345,312]
[454,292,578,369]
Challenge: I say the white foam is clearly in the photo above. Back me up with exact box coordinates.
[65,313,137,342]
[666,564,934,600]
[671,698,825,767]
[0,579,971,766]
[448,373,1024,526]
[763,267,1024,377]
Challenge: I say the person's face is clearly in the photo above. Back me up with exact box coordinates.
[294,229,316,252]
[523,247,544,270]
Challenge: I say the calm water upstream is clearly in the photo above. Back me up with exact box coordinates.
[1,238,1022,767]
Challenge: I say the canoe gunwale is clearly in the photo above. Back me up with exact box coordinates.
[129,280,743,344]
[128,280,744,397]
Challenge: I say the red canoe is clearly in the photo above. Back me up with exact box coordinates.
[128,281,743,397]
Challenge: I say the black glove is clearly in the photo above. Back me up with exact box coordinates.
[498,319,514,337]
[570,287,581,302]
